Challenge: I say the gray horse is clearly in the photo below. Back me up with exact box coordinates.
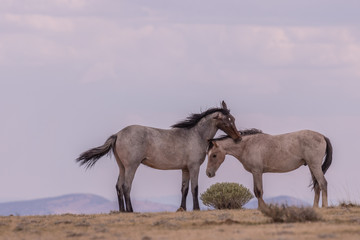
[206,129,332,209]
[77,101,241,212]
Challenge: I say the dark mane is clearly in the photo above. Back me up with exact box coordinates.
[208,128,263,149]
[213,128,263,141]
[240,128,263,136]
[171,108,230,129]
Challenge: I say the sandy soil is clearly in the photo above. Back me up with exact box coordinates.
[0,206,359,240]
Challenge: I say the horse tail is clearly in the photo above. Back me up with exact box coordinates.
[322,136,333,174]
[311,136,333,190]
[76,134,117,169]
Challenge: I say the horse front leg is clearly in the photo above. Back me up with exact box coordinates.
[189,166,200,211]
[177,168,190,211]
[253,172,267,210]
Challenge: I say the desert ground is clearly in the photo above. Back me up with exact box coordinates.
[0,206,359,240]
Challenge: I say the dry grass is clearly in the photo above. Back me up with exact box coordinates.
[339,201,360,208]
[260,204,322,223]
[0,206,360,240]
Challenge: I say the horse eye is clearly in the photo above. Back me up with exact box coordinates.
[212,154,217,158]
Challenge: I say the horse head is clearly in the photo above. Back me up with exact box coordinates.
[213,101,241,141]
[206,140,226,178]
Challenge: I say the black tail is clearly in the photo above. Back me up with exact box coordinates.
[321,137,333,174]
[312,136,333,189]
[76,134,117,169]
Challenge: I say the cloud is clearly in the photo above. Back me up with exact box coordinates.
[53,0,87,9]
[82,62,118,83]
[4,13,74,32]
[3,1,360,26]
[2,9,360,98]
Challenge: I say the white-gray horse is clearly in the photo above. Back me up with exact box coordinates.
[77,101,240,212]
[206,129,332,209]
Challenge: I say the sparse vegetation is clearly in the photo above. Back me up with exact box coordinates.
[338,201,360,208]
[200,182,254,209]
[260,204,321,223]
[1,207,360,239]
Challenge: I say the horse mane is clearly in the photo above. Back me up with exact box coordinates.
[171,108,230,129]
[212,128,263,141]
[208,128,263,151]
[240,128,263,136]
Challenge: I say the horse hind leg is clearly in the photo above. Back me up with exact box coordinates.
[123,164,140,212]
[313,183,321,208]
[320,177,328,207]
[114,153,126,212]
[310,168,328,208]
[116,167,125,212]
[310,171,320,208]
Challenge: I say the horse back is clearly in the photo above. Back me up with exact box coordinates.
[268,130,327,162]
[240,130,327,172]
[114,125,204,169]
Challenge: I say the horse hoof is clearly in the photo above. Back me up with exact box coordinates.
[176,207,186,212]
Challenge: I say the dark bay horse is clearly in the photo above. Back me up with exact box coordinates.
[206,129,332,209]
[77,101,241,212]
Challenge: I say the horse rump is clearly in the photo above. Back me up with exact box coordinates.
[311,136,333,190]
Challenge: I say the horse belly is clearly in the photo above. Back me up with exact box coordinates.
[263,158,304,173]
[141,157,185,170]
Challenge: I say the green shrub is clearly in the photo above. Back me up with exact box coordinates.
[261,204,321,223]
[200,182,254,209]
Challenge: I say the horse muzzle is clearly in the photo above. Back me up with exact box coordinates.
[226,127,241,141]
[234,131,241,140]
[206,170,215,178]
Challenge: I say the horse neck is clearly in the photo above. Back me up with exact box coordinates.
[193,114,218,141]
[219,138,243,159]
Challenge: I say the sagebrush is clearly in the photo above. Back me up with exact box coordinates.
[261,204,321,223]
[338,200,360,208]
[200,182,253,209]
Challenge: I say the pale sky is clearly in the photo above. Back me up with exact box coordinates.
[1,0,360,206]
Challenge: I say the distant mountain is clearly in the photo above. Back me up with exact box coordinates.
[244,195,311,209]
[0,194,177,216]
[133,199,177,212]
[142,195,208,210]
[146,195,310,210]
[0,194,311,216]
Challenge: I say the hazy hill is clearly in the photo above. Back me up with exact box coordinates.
[244,195,311,209]
[144,194,310,210]
[0,194,310,216]
[0,194,177,216]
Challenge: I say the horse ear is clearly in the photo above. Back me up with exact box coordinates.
[208,140,214,151]
[221,100,228,110]
[207,140,218,151]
